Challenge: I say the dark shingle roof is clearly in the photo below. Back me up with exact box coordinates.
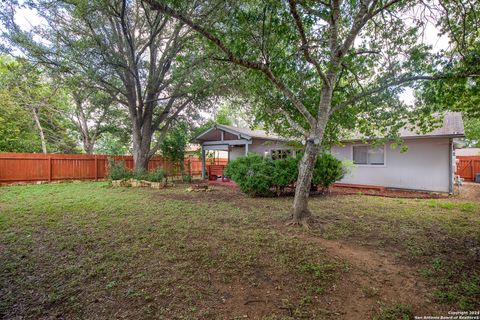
[195,112,464,143]
[215,124,287,141]
[346,112,465,141]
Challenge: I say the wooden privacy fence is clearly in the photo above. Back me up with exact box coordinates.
[456,156,480,182]
[0,152,228,183]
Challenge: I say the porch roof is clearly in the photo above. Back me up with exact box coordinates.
[193,124,288,143]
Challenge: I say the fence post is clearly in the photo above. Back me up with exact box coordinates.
[48,156,52,182]
[472,160,475,181]
[94,156,98,181]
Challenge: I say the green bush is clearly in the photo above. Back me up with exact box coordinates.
[147,168,166,182]
[225,154,274,196]
[107,158,132,180]
[271,156,299,194]
[182,174,192,183]
[133,169,149,181]
[226,152,346,196]
[312,152,346,190]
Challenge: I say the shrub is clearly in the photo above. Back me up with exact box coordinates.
[312,152,346,190]
[107,158,132,180]
[182,174,192,183]
[226,152,346,196]
[147,168,166,182]
[225,154,274,196]
[133,169,149,181]
[271,156,299,194]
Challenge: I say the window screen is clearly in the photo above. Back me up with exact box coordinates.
[271,149,292,160]
[353,146,368,164]
[353,145,384,165]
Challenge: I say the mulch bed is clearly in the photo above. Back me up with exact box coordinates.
[201,179,448,199]
[329,186,448,199]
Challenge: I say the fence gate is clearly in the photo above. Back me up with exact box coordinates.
[456,156,480,182]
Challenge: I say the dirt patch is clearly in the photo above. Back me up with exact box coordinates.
[273,225,448,318]
[457,182,480,201]
[330,186,448,199]
[151,184,248,203]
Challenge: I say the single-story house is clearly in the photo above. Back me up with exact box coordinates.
[193,112,465,193]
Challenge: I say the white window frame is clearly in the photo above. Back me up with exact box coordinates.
[269,148,294,160]
[351,144,386,167]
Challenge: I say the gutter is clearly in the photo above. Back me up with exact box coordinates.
[340,133,465,144]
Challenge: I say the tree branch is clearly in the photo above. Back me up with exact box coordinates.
[287,0,330,86]
[144,0,316,127]
[331,72,480,113]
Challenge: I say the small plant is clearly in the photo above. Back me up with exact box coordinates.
[147,168,166,182]
[107,158,132,180]
[182,174,192,183]
[299,262,338,281]
[133,169,149,181]
[373,304,414,320]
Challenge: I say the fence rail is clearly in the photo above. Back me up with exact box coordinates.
[0,152,227,184]
[456,156,480,182]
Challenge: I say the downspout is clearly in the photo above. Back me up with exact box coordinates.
[201,144,206,180]
[448,138,453,195]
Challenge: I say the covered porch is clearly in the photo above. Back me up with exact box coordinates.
[194,124,253,180]
[193,123,292,180]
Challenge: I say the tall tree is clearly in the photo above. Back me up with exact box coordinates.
[145,0,479,225]
[1,0,217,171]
[416,0,480,146]
[0,55,79,153]
[65,81,126,154]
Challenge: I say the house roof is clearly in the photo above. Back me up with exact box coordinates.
[345,112,465,141]
[456,148,480,156]
[193,124,289,142]
[194,112,465,144]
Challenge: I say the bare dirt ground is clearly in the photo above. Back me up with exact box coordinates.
[457,182,480,201]
[278,231,447,319]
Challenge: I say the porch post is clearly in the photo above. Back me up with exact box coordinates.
[201,145,206,179]
[245,143,249,156]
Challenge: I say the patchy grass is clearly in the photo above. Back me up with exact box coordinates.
[0,182,342,319]
[0,182,479,319]
[305,195,480,310]
[373,304,414,320]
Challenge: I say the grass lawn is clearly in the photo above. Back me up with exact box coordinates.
[0,182,479,319]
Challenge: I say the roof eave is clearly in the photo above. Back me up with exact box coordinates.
[340,133,466,143]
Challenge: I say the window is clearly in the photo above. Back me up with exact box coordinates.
[271,149,292,160]
[353,145,384,165]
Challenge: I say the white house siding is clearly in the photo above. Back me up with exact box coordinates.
[229,139,292,160]
[331,137,451,192]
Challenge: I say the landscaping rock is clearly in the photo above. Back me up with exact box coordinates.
[112,180,129,187]
[130,179,151,187]
[150,182,164,189]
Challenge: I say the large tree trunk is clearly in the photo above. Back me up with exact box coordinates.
[82,139,94,154]
[31,107,47,154]
[131,120,154,173]
[291,140,321,224]
[290,87,333,225]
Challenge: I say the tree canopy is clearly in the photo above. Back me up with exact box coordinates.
[0,55,79,153]
[1,0,227,168]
